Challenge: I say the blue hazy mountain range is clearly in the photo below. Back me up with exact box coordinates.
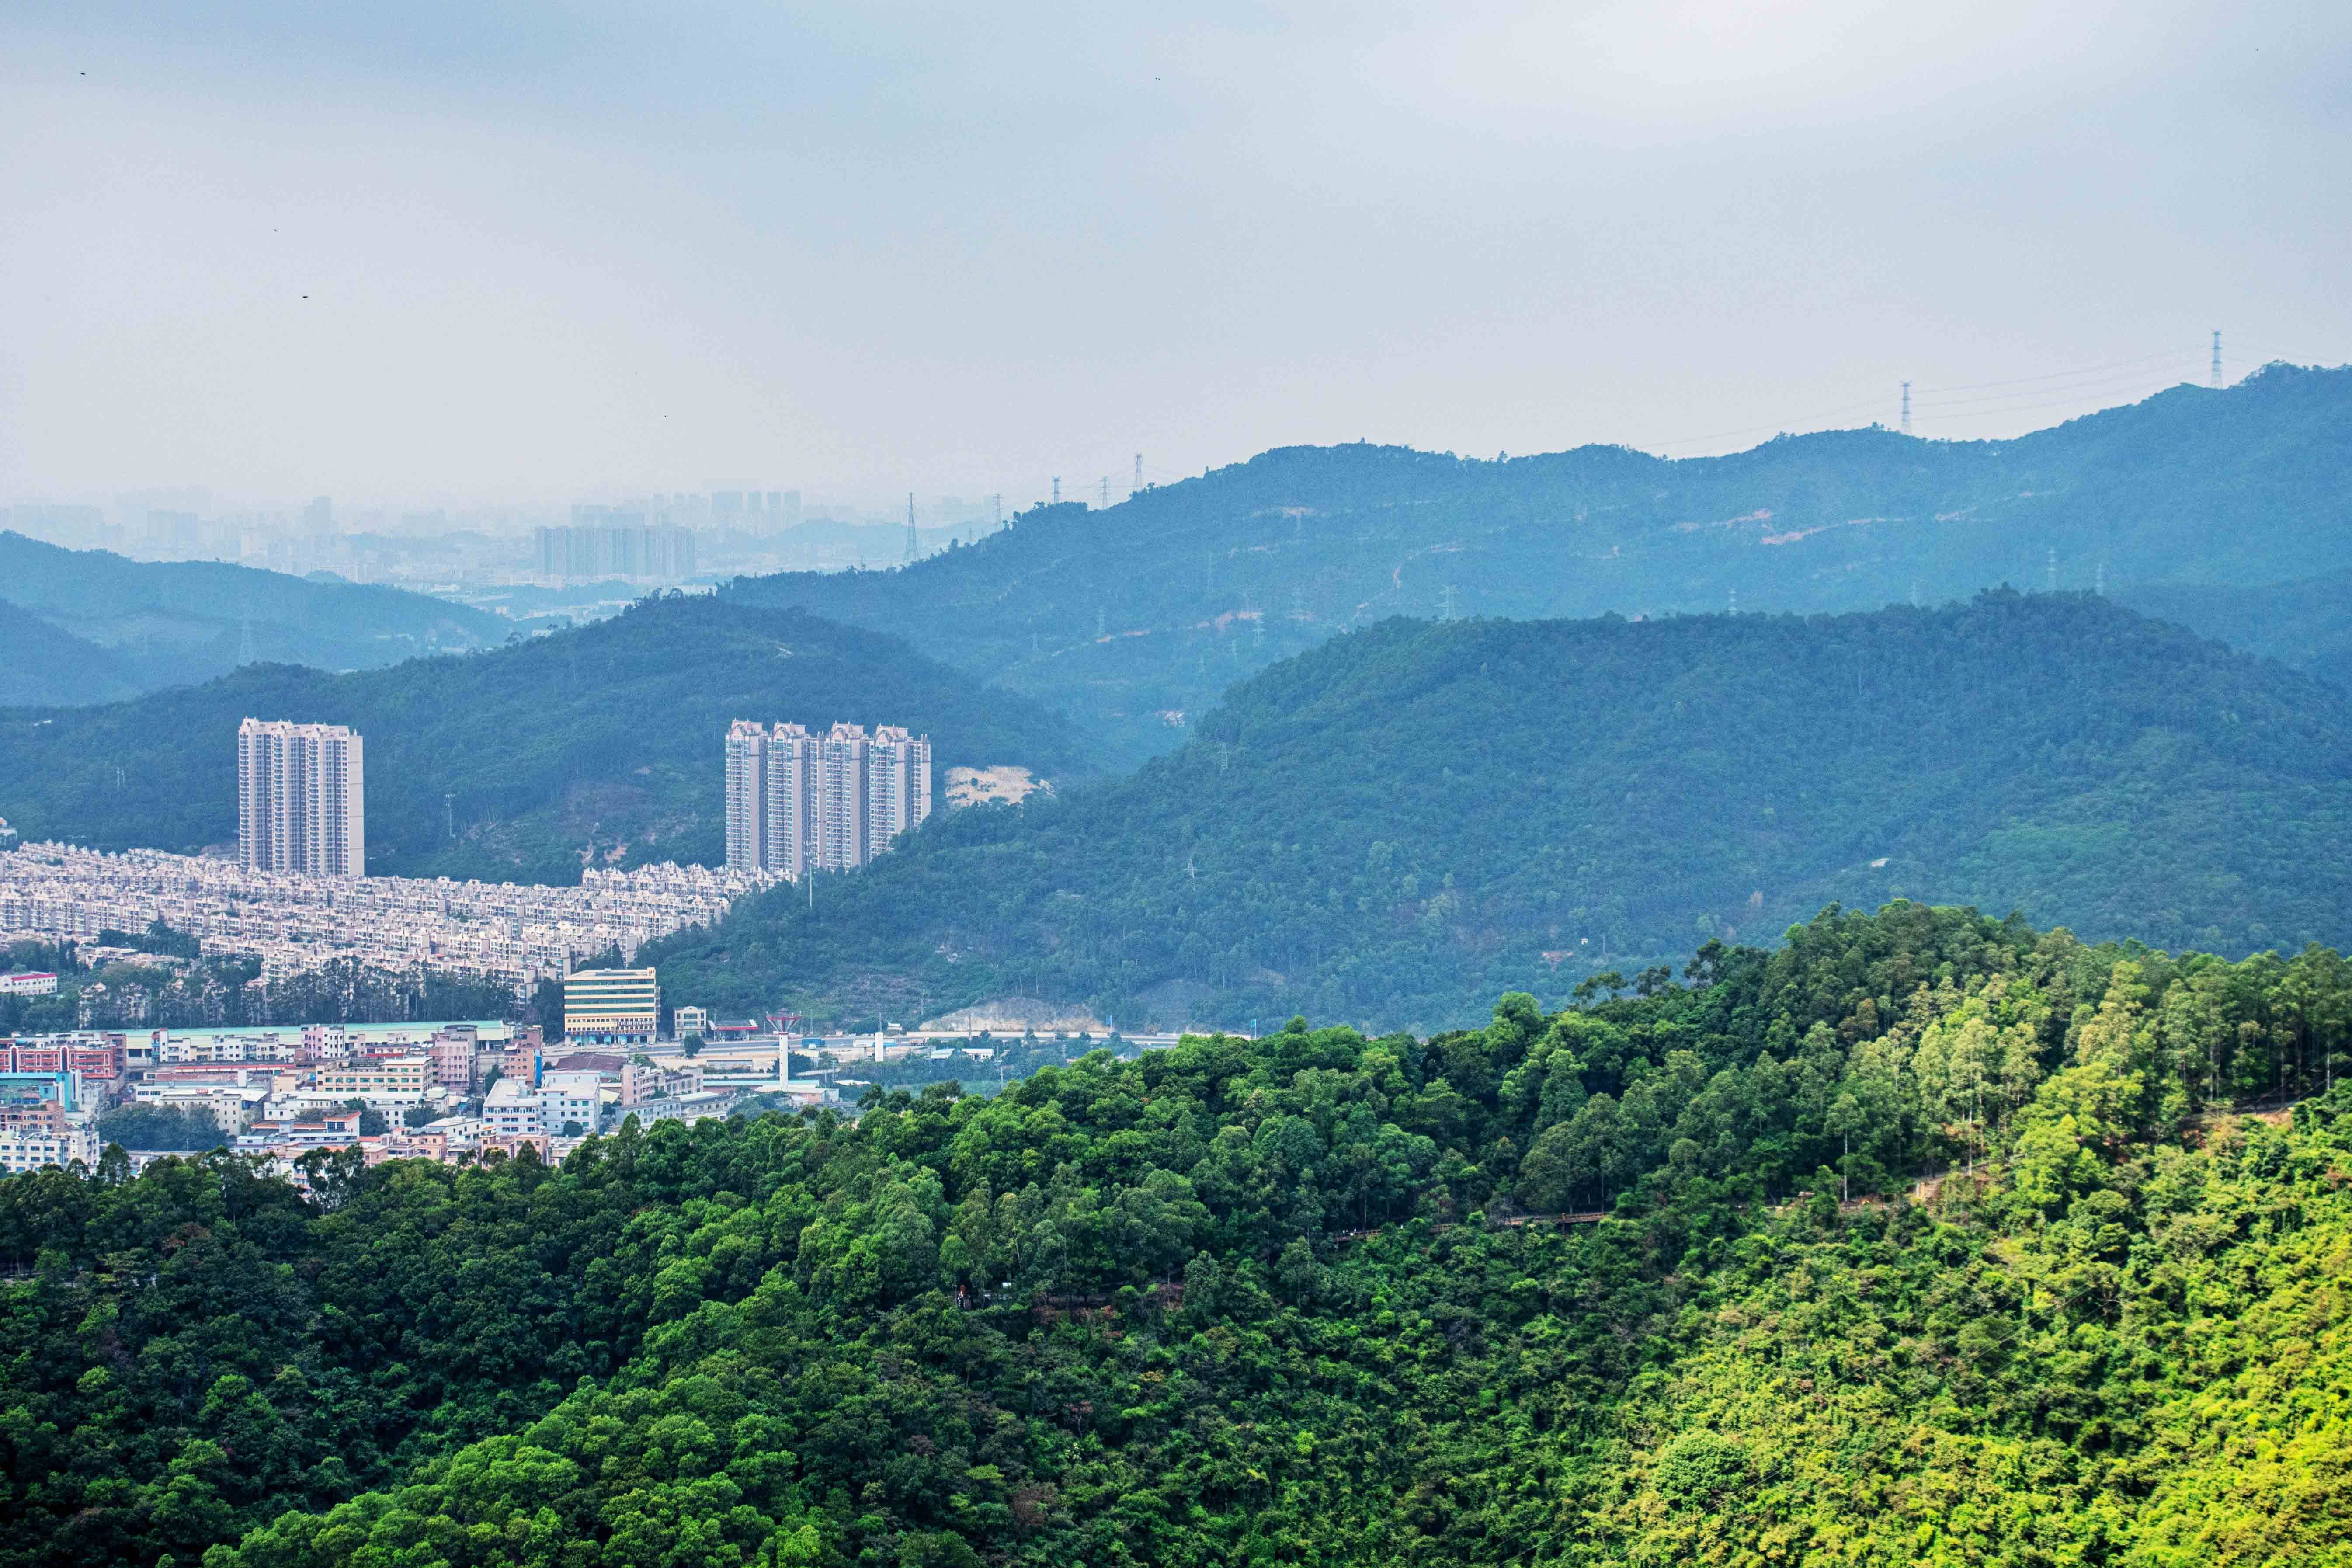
[728,362,2352,765]
[0,531,508,697]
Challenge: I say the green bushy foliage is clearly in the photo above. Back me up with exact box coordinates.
[6,904,2352,1566]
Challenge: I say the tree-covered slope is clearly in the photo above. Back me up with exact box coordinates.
[645,590,2352,1033]
[727,363,2352,765]
[0,595,1098,883]
[8,906,2352,1568]
[0,532,507,693]
[2118,566,2352,692]
[0,600,148,707]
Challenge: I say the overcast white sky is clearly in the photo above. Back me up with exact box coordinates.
[3,1,2347,509]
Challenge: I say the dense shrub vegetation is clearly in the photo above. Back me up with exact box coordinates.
[5,904,2351,1566]
[650,591,2352,1031]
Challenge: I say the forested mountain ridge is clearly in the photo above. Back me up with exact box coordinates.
[727,362,2352,763]
[646,589,2352,1033]
[0,531,506,695]
[7,905,2352,1566]
[0,595,1097,883]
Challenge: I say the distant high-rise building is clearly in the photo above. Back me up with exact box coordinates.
[723,719,929,876]
[238,719,365,878]
[538,513,696,584]
[866,725,931,854]
[818,723,869,869]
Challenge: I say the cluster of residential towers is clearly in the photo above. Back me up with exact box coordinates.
[723,720,931,877]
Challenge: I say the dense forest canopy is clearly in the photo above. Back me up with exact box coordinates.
[646,591,2352,1033]
[6,903,2352,1567]
[0,531,505,697]
[726,364,2352,763]
[0,595,1098,883]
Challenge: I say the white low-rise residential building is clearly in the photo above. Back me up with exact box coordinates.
[0,1123,101,1172]
[309,1056,433,1107]
[627,1089,735,1128]
[131,1082,271,1133]
[0,842,771,989]
[484,1077,601,1140]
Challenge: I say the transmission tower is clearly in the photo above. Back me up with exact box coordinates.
[1099,476,1108,508]
[1439,584,1458,622]
[237,613,257,666]
[992,494,1002,527]
[1900,381,1912,435]
[1133,453,1143,495]
[2046,547,2057,591]
[2211,330,2223,389]
[1052,477,1060,505]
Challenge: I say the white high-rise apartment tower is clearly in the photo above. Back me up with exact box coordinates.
[724,720,929,876]
[238,719,365,878]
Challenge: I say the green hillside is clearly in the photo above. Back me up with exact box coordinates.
[2118,567,2352,691]
[0,531,507,695]
[727,363,2352,765]
[0,595,1097,883]
[646,591,2352,1033]
[0,601,147,707]
[7,907,2352,1568]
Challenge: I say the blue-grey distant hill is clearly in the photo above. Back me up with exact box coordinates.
[0,532,506,695]
[726,362,2352,765]
[0,600,149,706]
[0,595,1097,884]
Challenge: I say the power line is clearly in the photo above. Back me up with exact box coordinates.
[1651,343,2215,452]
[1915,382,2203,424]
[1912,347,2207,394]
[1911,360,2204,410]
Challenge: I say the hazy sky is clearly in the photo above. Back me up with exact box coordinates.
[4,1,2347,508]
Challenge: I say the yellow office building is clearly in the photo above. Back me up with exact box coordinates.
[565,967,660,1043]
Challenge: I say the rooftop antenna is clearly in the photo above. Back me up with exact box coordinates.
[904,493,918,565]
[2210,329,2223,389]
[1900,381,1912,436]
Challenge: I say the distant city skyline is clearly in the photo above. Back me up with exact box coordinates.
[4,3,2346,503]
